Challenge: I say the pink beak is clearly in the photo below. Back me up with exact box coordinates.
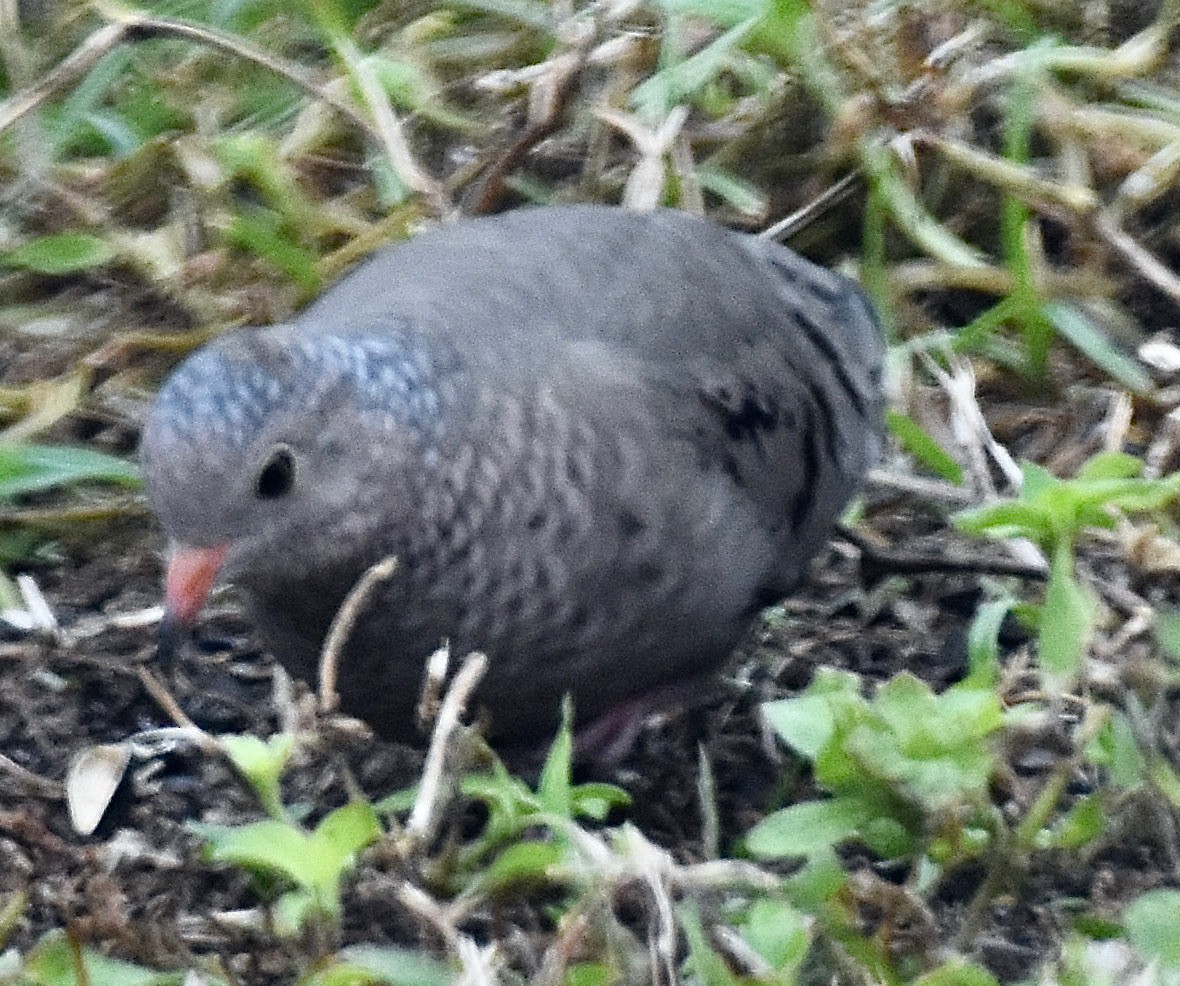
[164,543,229,626]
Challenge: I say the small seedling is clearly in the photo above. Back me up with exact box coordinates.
[748,669,1005,867]
[955,452,1180,685]
[191,734,380,936]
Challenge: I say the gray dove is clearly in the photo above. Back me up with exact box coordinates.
[141,205,885,747]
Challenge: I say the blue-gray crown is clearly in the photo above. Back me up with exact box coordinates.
[148,325,446,451]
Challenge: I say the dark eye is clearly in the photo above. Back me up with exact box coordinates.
[255,445,296,499]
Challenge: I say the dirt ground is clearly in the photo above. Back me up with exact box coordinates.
[2,423,1177,984]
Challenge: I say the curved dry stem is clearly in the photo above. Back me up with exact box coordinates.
[317,554,400,715]
[406,651,488,844]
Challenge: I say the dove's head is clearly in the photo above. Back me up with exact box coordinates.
[140,323,445,634]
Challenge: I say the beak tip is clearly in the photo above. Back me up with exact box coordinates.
[157,609,184,667]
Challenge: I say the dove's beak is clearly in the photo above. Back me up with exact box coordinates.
[157,543,228,665]
[164,543,229,625]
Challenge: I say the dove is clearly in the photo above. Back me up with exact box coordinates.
[140,205,885,747]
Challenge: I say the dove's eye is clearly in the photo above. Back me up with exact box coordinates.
[255,445,296,499]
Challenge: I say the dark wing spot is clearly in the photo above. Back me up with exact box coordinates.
[700,385,780,444]
[618,510,645,539]
[635,561,663,585]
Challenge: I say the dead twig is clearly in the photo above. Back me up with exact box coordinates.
[1093,211,1180,310]
[464,42,589,216]
[839,523,1049,581]
[317,555,400,715]
[760,170,863,242]
[0,751,63,799]
[406,651,488,845]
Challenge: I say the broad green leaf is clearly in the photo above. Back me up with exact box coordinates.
[308,802,382,886]
[762,691,837,760]
[1125,889,1180,970]
[909,958,1001,986]
[953,500,1050,543]
[1044,792,1106,849]
[478,840,567,892]
[746,796,879,859]
[23,929,189,986]
[741,898,811,973]
[193,819,312,880]
[1076,451,1144,481]
[310,945,455,986]
[679,902,743,986]
[564,964,616,986]
[0,444,139,499]
[1,234,115,275]
[570,782,631,821]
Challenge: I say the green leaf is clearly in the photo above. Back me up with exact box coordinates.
[563,964,617,986]
[220,733,295,820]
[1,234,115,275]
[24,929,189,986]
[679,902,742,986]
[655,0,765,26]
[1075,451,1144,481]
[909,958,1001,986]
[1045,301,1154,394]
[477,840,567,893]
[307,802,383,888]
[0,444,139,500]
[1147,754,1180,809]
[863,142,987,268]
[310,946,456,986]
[224,207,322,296]
[538,697,575,818]
[965,597,1016,685]
[695,167,768,216]
[741,898,811,974]
[1045,792,1105,849]
[1155,609,1180,663]
[953,500,1051,544]
[784,847,848,910]
[443,0,555,30]
[885,411,964,483]
[570,782,631,821]
[193,818,312,881]
[1038,543,1094,685]
[1085,710,1145,789]
[631,17,758,120]
[762,691,838,760]
[1125,889,1180,970]
[746,796,879,859]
